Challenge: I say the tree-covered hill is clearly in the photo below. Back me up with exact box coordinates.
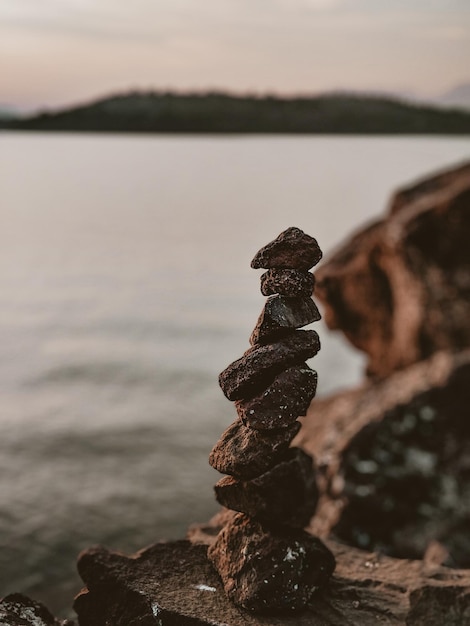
[3,91,470,134]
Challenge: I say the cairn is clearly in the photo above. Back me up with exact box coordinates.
[208,227,336,612]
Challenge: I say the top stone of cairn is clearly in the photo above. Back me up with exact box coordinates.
[251,227,322,271]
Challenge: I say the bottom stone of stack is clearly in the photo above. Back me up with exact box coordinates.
[207,513,335,612]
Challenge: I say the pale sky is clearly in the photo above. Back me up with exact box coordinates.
[1,0,469,112]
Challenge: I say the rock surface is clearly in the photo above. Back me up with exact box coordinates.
[236,365,317,430]
[406,585,470,626]
[207,513,336,612]
[214,448,319,527]
[208,418,301,480]
[295,349,470,566]
[315,161,470,378]
[73,535,470,625]
[251,227,322,271]
[219,330,320,401]
[250,296,321,345]
[260,268,315,297]
[0,593,74,626]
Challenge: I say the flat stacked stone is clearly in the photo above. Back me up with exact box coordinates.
[236,365,318,430]
[219,330,320,401]
[250,295,321,345]
[209,419,301,480]
[208,227,335,612]
[214,448,319,527]
[260,268,316,297]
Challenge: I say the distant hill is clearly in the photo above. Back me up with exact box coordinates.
[2,91,470,134]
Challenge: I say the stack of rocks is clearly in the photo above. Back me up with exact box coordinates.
[208,227,336,613]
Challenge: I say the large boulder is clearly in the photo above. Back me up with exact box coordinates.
[315,161,470,378]
[296,349,470,566]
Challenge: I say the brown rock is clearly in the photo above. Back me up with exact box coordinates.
[74,534,470,625]
[250,296,321,345]
[295,349,470,567]
[260,268,315,297]
[194,513,470,625]
[214,448,318,527]
[0,593,74,626]
[315,161,470,379]
[236,365,317,430]
[406,585,470,626]
[251,227,322,271]
[208,513,335,613]
[219,330,320,401]
[209,418,301,480]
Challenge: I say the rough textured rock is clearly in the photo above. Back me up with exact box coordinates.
[219,330,320,401]
[315,161,470,378]
[207,513,336,612]
[73,534,470,625]
[406,585,470,626]
[235,365,317,430]
[295,349,470,567]
[214,448,319,527]
[0,593,74,626]
[208,418,301,480]
[260,268,315,298]
[251,227,322,271]
[250,296,321,345]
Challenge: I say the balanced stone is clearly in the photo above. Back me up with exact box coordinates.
[236,365,317,430]
[219,330,320,401]
[251,227,322,271]
[260,268,315,297]
[250,296,321,345]
[207,513,336,613]
[209,419,301,480]
[214,448,319,527]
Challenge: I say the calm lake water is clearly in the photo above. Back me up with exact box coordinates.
[0,133,469,617]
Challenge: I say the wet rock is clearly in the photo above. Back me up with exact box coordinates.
[250,296,321,345]
[207,513,335,613]
[209,419,301,480]
[219,330,320,401]
[251,227,322,271]
[0,593,74,626]
[296,349,470,566]
[315,162,470,378]
[236,365,317,430]
[214,448,318,527]
[260,268,315,298]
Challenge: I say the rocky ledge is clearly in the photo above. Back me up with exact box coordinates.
[71,530,470,625]
[315,161,470,379]
[297,350,470,566]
